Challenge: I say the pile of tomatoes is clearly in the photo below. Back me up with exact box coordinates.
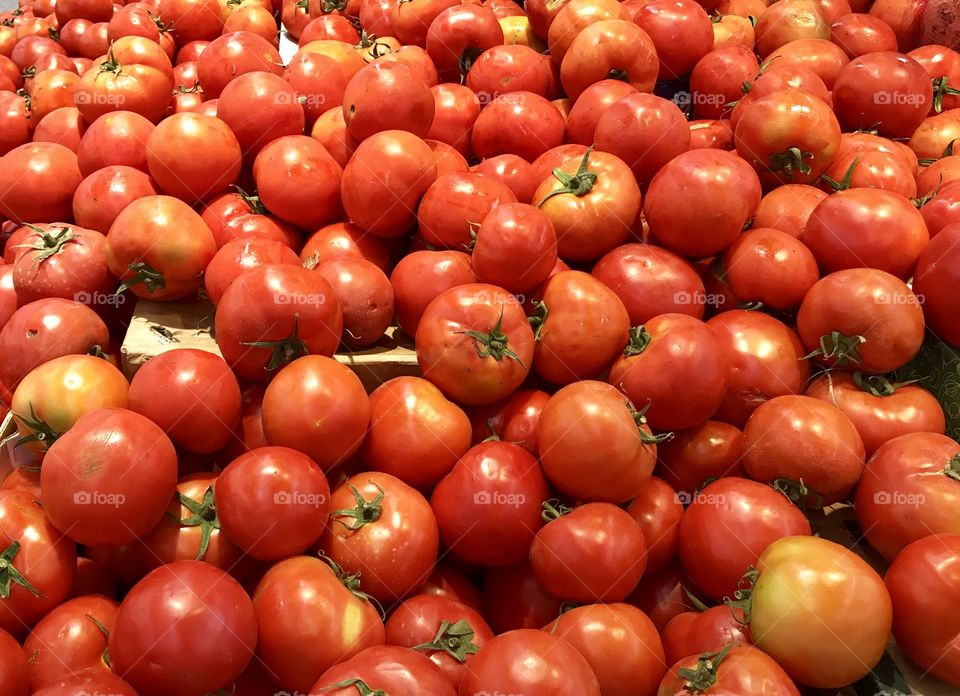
[2,0,960,693]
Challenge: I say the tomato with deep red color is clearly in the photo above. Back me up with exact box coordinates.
[747,536,891,688]
[253,555,385,691]
[0,92,30,156]
[0,628,27,696]
[23,594,117,690]
[426,4,502,83]
[797,269,925,373]
[418,171,517,250]
[391,0,459,46]
[40,408,178,547]
[627,562,693,632]
[658,644,800,696]
[314,256,394,348]
[471,202,556,293]
[635,0,713,79]
[196,31,281,99]
[721,228,820,310]
[110,561,256,696]
[832,13,899,57]
[420,565,482,613]
[425,83,479,159]
[309,645,456,695]
[914,222,960,346]
[158,0,225,44]
[391,250,476,337]
[471,92,565,162]
[539,380,660,503]
[885,534,960,686]
[72,165,159,234]
[627,477,684,574]
[0,142,82,224]
[466,44,551,98]
[431,441,549,566]
[204,238,300,306]
[564,79,638,145]
[560,19,659,99]
[31,670,138,696]
[656,421,744,496]
[472,389,549,455]
[661,606,752,668]
[76,110,154,175]
[689,45,760,120]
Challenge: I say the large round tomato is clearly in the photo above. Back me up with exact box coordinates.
[914,222,960,346]
[560,19,658,100]
[217,72,306,162]
[110,561,256,696]
[417,171,517,250]
[40,408,178,547]
[76,110,154,175]
[431,441,549,566]
[658,644,799,696]
[627,477,684,573]
[753,183,828,238]
[747,536,891,689]
[197,31,282,98]
[538,381,659,503]
[74,43,173,125]
[460,629,601,696]
[309,645,455,695]
[72,165,159,234]
[661,606,752,668]
[0,142,82,223]
[252,555,385,692]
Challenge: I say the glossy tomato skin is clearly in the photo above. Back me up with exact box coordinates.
[627,562,694,632]
[40,408,178,547]
[362,376,472,491]
[706,311,811,427]
[609,313,728,431]
[10,224,112,306]
[914,223,960,346]
[885,534,960,686]
[0,628,27,696]
[0,490,77,636]
[23,594,117,691]
[218,72,306,162]
[560,19,659,100]
[431,441,549,566]
[805,372,945,456]
[197,31,282,99]
[471,92,565,162]
[416,284,533,406]
[417,171,517,250]
[253,555,386,692]
[384,594,493,686]
[750,536,892,689]
[661,606,752,667]
[658,644,800,696]
[721,228,820,310]
[261,356,370,470]
[678,478,811,600]
[314,257,394,348]
[625,477,683,574]
[309,645,456,695]
[471,202,557,294]
[531,502,648,603]
[109,561,257,696]
[855,432,960,561]
[76,111,154,175]
[753,184,828,238]
[72,165,159,234]
[460,629,602,696]
[539,381,658,503]
[656,420,744,496]
[391,250,476,337]
[31,670,137,696]
[204,238,301,306]
[0,142,82,223]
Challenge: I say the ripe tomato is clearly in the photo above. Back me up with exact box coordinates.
[110,561,256,696]
[197,31,283,98]
[361,377,471,491]
[481,561,563,634]
[539,381,660,503]
[754,0,830,57]
[217,72,306,162]
[416,283,533,405]
[560,19,659,99]
[0,92,30,157]
[656,420,744,497]
[214,265,342,381]
[391,250,476,336]
[128,349,240,454]
[76,110,154,175]
[689,45,760,120]
[658,644,800,696]
[41,407,173,538]
[431,441,549,566]
[831,13,899,57]
[547,0,623,65]
[72,165,159,234]
[885,534,960,686]
[679,477,811,600]
[531,501,647,602]
[753,183,827,238]
[661,606,752,667]
[343,61,433,140]
[204,238,300,306]
[309,645,456,695]
[427,4,502,82]
[797,269,925,373]
[609,314,728,431]
[644,149,761,258]
[531,270,630,385]
[471,92,565,161]
[914,222,960,345]
[0,490,76,635]
[0,142,82,223]
[472,202,557,294]
[461,629,601,695]
[721,228,820,310]
[283,50,347,128]
[253,555,385,691]
[217,446,331,560]
[31,671,137,696]
[314,257,394,348]
[340,129,437,237]
[747,536,891,689]
[300,222,391,271]
[23,594,117,690]
[0,628,27,696]
[545,603,666,696]
[625,480,680,577]
[417,171,517,250]
[0,298,108,392]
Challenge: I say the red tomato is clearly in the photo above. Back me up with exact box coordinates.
[75,48,174,126]
[461,629,601,695]
[472,388,550,455]
[72,165,159,234]
[252,555,385,692]
[416,283,533,406]
[914,222,960,345]
[204,237,300,306]
[0,628,27,696]
[283,51,347,127]
[754,0,830,57]
[748,536,891,688]
[471,92,565,162]
[343,61,433,140]
[545,603,666,696]
[110,561,256,696]
[473,203,557,294]
[797,269,925,373]
[76,110,154,175]
[314,257,394,348]
[431,441,549,566]
[300,221,391,271]
[217,72,306,162]
[309,645,456,695]
[689,45,760,120]
[0,92,31,156]
[832,13,899,57]
[627,477,684,574]
[885,534,960,686]
[656,420,744,496]
[538,381,660,503]
[721,228,820,310]
[753,184,828,238]
[196,31,282,98]
[548,0,623,67]
[23,594,117,690]
[362,377,472,491]
[805,372,945,456]
[0,142,82,223]
[609,314,728,431]
[658,644,800,696]
[31,670,137,696]
[158,0,225,44]
[390,250,476,336]
[627,562,694,632]
[466,44,552,99]
[40,408,178,547]
[417,171,517,250]
[422,564,482,612]
[560,19,659,99]
[427,4,502,83]
[0,490,76,635]
[661,606,752,667]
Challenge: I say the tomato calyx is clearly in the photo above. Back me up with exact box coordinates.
[168,486,220,561]
[317,678,386,696]
[820,157,859,192]
[15,88,31,111]
[318,553,384,614]
[21,65,35,79]
[116,261,166,296]
[12,402,61,449]
[48,27,60,42]
[725,566,760,625]
[455,307,526,366]
[538,148,597,206]
[541,498,573,522]
[240,314,310,371]
[623,326,652,356]
[528,301,548,341]
[321,0,347,10]
[851,371,920,397]
[481,417,501,442]
[608,68,629,82]
[677,643,734,692]
[18,224,78,266]
[98,45,123,78]
[413,619,482,663]
[943,455,960,483]
[459,47,484,79]
[0,541,41,599]
[330,482,384,531]
[629,402,674,444]
[932,77,960,114]
[85,613,112,668]
[770,477,823,510]
[768,147,813,180]
[803,331,865,367]
[230,185,269,215]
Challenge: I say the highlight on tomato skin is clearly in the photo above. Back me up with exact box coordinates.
[2,0,960,692]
